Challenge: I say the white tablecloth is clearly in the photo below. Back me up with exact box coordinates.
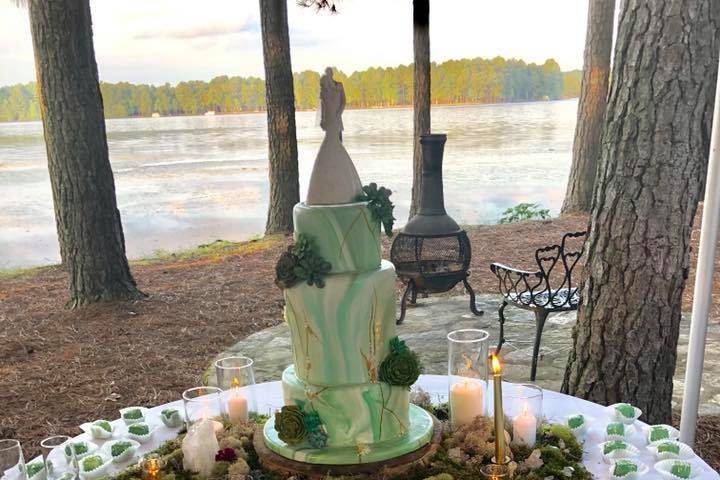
[36,375,718,480]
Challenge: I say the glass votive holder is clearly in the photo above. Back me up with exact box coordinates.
[480,463,510,479]
[182,386,223,430]
[447,329,490,426]
[214,356,256,423]
[505,383,543,448]
[40,436,73,480]
[0,439,26,480]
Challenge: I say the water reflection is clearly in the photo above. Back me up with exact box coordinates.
[0,100,577,268]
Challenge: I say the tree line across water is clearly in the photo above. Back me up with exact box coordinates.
[0,56,581,122]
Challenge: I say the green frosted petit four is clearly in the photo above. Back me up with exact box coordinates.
[94,420,111,432]
[89,420,113,439]
[568,415,585,429]
[122,409,143,420]
[160,408,183,428]
[670,461,692,479]
[110,441,132,458]
[607,422,625,436]
[128,424,149,436]
[65,442,88,458]
[613,460,638,477]
[25,463,45,479]
[615,403,636,419]
[603,440,628,455]
[650,425,670,442]
[81,456,103,472]
[658,442,681,455]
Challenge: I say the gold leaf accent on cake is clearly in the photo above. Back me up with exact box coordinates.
[361,351,378,383]
[378,382,407,436]
[358,207,382,258]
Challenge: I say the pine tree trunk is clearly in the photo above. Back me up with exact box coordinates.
[260,0,300,235]
[28,0,143,308]
[561,0,615,214]
[562,0,720,423]
[410,0,430,219]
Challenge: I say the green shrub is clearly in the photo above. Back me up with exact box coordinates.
[498,203,550,224]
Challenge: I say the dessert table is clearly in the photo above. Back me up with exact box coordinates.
[37,375,719,480]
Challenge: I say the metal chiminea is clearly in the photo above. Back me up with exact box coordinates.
[390,134,483,324]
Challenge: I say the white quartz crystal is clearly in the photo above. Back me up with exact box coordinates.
[182,419,219,478]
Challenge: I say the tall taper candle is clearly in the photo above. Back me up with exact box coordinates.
[490,353,506,464]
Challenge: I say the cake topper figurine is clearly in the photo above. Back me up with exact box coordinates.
[306,67,363,205]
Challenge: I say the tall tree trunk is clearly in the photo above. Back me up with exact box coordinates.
[562,0,720,423]
[410,0,430,219]
[561,0,616,214]
[28,0,143,308]
[260,0,300,235]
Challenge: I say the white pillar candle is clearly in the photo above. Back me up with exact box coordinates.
[513,405,537,447]
[227,391,249,424]
[449,379,484,426]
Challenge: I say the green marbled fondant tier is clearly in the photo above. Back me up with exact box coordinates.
[294,202,381,274]
[284,260,397,386]
[264,404,434,465]
[281,365,409,447]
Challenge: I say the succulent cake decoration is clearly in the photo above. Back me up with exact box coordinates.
[378,336,423,388]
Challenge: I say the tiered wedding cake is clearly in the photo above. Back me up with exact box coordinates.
[262,69,434,465]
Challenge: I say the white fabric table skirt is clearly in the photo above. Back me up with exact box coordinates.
[30,375,719,480]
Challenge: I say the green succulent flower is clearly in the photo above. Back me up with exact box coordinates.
[294,254,331,288]
[307,429,328,449]
[275,405,307,445]
[292,235,312,258]
[274,248,300,289]
[356,183,395,237]
[303,410,322,432]
[379,336,422,388]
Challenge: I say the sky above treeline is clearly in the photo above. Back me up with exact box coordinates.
[0,0,590,87]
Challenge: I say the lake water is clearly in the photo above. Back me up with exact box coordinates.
[0,100,577,269]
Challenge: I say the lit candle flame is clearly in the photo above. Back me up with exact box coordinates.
[490,353,502,375]
[231,377,240,388]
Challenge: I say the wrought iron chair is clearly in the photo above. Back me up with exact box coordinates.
[489,231,588,381]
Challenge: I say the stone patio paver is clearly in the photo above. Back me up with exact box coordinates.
[207,294,720,415]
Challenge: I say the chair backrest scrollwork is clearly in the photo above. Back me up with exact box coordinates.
[490,230,588,310]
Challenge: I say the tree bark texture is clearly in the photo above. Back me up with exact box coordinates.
[260,0,300,235]
[562,0,720,424]
[410,0,430,219]
[561,0,616,214]
[28,0,142,307]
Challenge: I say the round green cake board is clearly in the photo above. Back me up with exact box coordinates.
[262,404,435,465]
